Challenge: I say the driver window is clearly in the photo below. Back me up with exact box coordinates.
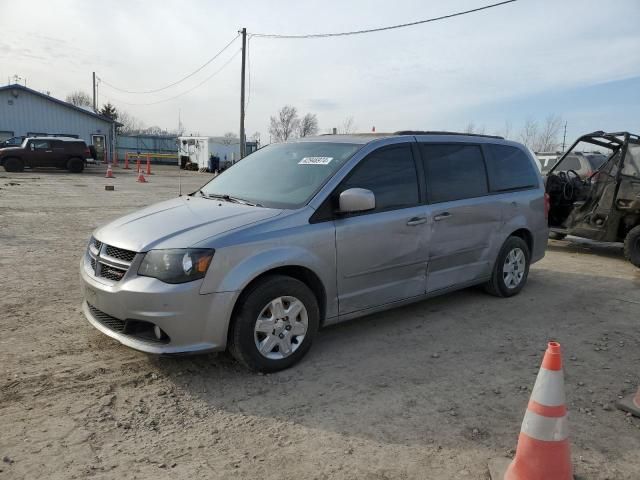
[32,140,50,150]
[339,145,419,213]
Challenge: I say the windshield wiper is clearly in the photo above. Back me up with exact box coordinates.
[204,192,262,207]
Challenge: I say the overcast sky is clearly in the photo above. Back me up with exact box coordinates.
[1,0,639,142]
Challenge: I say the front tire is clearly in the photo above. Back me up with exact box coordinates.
[624,225,640,268]
[228,275,320,372]
[3,157,24,172]
[484,236,531,297]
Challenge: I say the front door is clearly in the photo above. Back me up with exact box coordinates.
[335,144,428,314]
[28,139,54,167]
[92,135,106,162]
[419,143,502,293]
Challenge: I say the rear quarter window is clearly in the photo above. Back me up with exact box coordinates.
[484,144,539,191]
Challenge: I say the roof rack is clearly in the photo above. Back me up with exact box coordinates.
[393,130,504,140]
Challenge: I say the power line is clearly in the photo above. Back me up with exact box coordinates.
[251,0,516,39]
[99,34,240,94]
[101,48,241,106]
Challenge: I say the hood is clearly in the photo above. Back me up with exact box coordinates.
[94,196,283,252]
[0,146,22,153]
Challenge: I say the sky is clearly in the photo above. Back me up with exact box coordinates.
[1,0,639,143]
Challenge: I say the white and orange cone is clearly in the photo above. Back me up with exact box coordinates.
[489,341,573,480]
[617,386,640,417]
[105,164,114,178]
[136,170,147,183]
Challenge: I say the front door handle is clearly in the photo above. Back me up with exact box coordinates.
[434,212,452,221]
[406,216,427,226]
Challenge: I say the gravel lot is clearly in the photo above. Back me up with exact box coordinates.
[1,165,639,479]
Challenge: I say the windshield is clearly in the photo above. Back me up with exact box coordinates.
[199,142,361,209]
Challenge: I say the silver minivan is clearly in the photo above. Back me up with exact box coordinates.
[81,132,548,372]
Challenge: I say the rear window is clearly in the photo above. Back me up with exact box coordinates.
[420,143,488,203]
[586,154,608,170]
[484,144,538,191]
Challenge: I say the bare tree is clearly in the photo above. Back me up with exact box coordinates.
[298,113,319,137]
[536,114,563,152]
[500,120,513,140]
[464,122,476,134]
[250,132,261,144]
[66,90,93,108]
[117,110,145,135]
[519,118,539,150]
[340,117,356,134]
[221,132,239,145]
[269,106,300,142]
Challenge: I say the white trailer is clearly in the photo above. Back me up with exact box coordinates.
[178,136,211,170]
[178,136,240,170]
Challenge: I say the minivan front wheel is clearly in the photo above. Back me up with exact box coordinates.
[228,275,319,372]
[484,236,531,297]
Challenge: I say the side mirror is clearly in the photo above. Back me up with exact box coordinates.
[338,188,375,213]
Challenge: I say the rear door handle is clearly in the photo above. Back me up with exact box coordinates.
[406,216,427,226]
[434,212,452,221]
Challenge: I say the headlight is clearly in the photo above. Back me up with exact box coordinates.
[138,249,214,284]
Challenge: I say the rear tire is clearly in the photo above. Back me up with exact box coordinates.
[228,275,319,372]
[3,157,24,172]
[549,231,567,240]
[624,226,640,268]
[67,157,84,173]
[484,236,531,297]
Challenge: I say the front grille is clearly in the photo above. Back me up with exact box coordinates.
[87,303,169,344]
[87,238,138,283]
[88,303,125,333]
[100,265,127,281]
[104,245,136,263]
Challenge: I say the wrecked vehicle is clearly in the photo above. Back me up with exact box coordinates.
[546,131,640,267]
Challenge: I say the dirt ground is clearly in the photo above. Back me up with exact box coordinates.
[1,164,639,480]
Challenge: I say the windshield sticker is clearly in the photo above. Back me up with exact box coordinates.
[299,157,333,165]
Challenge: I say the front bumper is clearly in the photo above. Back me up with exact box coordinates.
[79,256,237,354]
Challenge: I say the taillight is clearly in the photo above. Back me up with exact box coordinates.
[544,193,550,220]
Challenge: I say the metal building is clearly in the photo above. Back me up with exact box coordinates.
[0,84,118,162]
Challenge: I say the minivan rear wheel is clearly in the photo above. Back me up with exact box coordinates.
[228,275,320,372]
[484,236,531,297]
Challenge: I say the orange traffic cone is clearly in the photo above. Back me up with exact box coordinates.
[105,164,114,178]
[136,170,147,183]
[617,386,640,417]
[489,341,573,480]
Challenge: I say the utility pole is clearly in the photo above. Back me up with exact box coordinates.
[92,72,97,112]
[239,28,247,159]
[562,121,567,152]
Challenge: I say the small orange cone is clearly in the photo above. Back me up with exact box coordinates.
[489,341,573,480]
[105,164,114,178]
[136,171,147,183]
[617,386,640,417]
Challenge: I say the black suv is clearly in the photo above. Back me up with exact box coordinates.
[0,137,90,173]
[546,131,640,267]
